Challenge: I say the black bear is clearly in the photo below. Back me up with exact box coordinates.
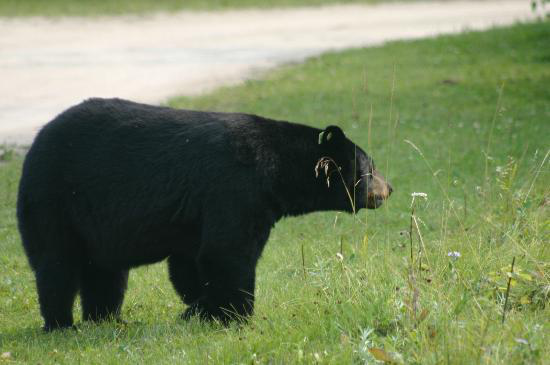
[17,98,392,331]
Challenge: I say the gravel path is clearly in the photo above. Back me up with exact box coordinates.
[0,0,537,144]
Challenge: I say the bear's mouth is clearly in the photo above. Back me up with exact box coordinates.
[366,193,386,209]
[357,172,392,210]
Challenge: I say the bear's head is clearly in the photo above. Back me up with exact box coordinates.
[316,126,392,212]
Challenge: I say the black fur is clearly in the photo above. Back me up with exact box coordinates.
[17,98,387,331]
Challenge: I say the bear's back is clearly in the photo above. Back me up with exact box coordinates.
[22,98,253,194]
[18,99,263,243]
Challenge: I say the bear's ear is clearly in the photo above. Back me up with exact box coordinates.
[318,125,345,145]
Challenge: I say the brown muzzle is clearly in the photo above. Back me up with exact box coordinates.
[367,169,393,209]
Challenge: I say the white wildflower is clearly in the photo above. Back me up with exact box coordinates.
[515,338,529,345]
[410,192,428,208]
[411,192,428,199]
[447,251,461,259]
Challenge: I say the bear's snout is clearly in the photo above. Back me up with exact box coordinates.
[366,169,392,209]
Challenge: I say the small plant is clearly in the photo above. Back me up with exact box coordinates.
[531,0,549,14]
[0,145,16,162]
[483,261,549,311]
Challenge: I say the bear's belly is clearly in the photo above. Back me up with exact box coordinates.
[84,225,201,270]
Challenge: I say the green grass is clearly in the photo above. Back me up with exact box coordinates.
[1,21,549,364]
[0,0,414,17]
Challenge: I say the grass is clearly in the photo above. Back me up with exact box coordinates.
[1,21,549,364]
[0,0,417,17]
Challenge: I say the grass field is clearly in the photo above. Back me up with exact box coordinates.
[1,21,549,364]
[0,0,413,17]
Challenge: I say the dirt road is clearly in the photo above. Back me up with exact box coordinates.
[0,1,538,144]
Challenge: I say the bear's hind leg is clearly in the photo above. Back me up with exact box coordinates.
[80,263,128,322]
[35,259,80,331]
[168,254,203,306]
[18,204,81,331]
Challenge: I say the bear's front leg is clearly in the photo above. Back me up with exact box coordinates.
[183,202,272,325]
[184,252,257,324]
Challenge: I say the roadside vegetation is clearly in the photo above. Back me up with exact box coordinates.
[0,0,417,17]
[1,21,549,364]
